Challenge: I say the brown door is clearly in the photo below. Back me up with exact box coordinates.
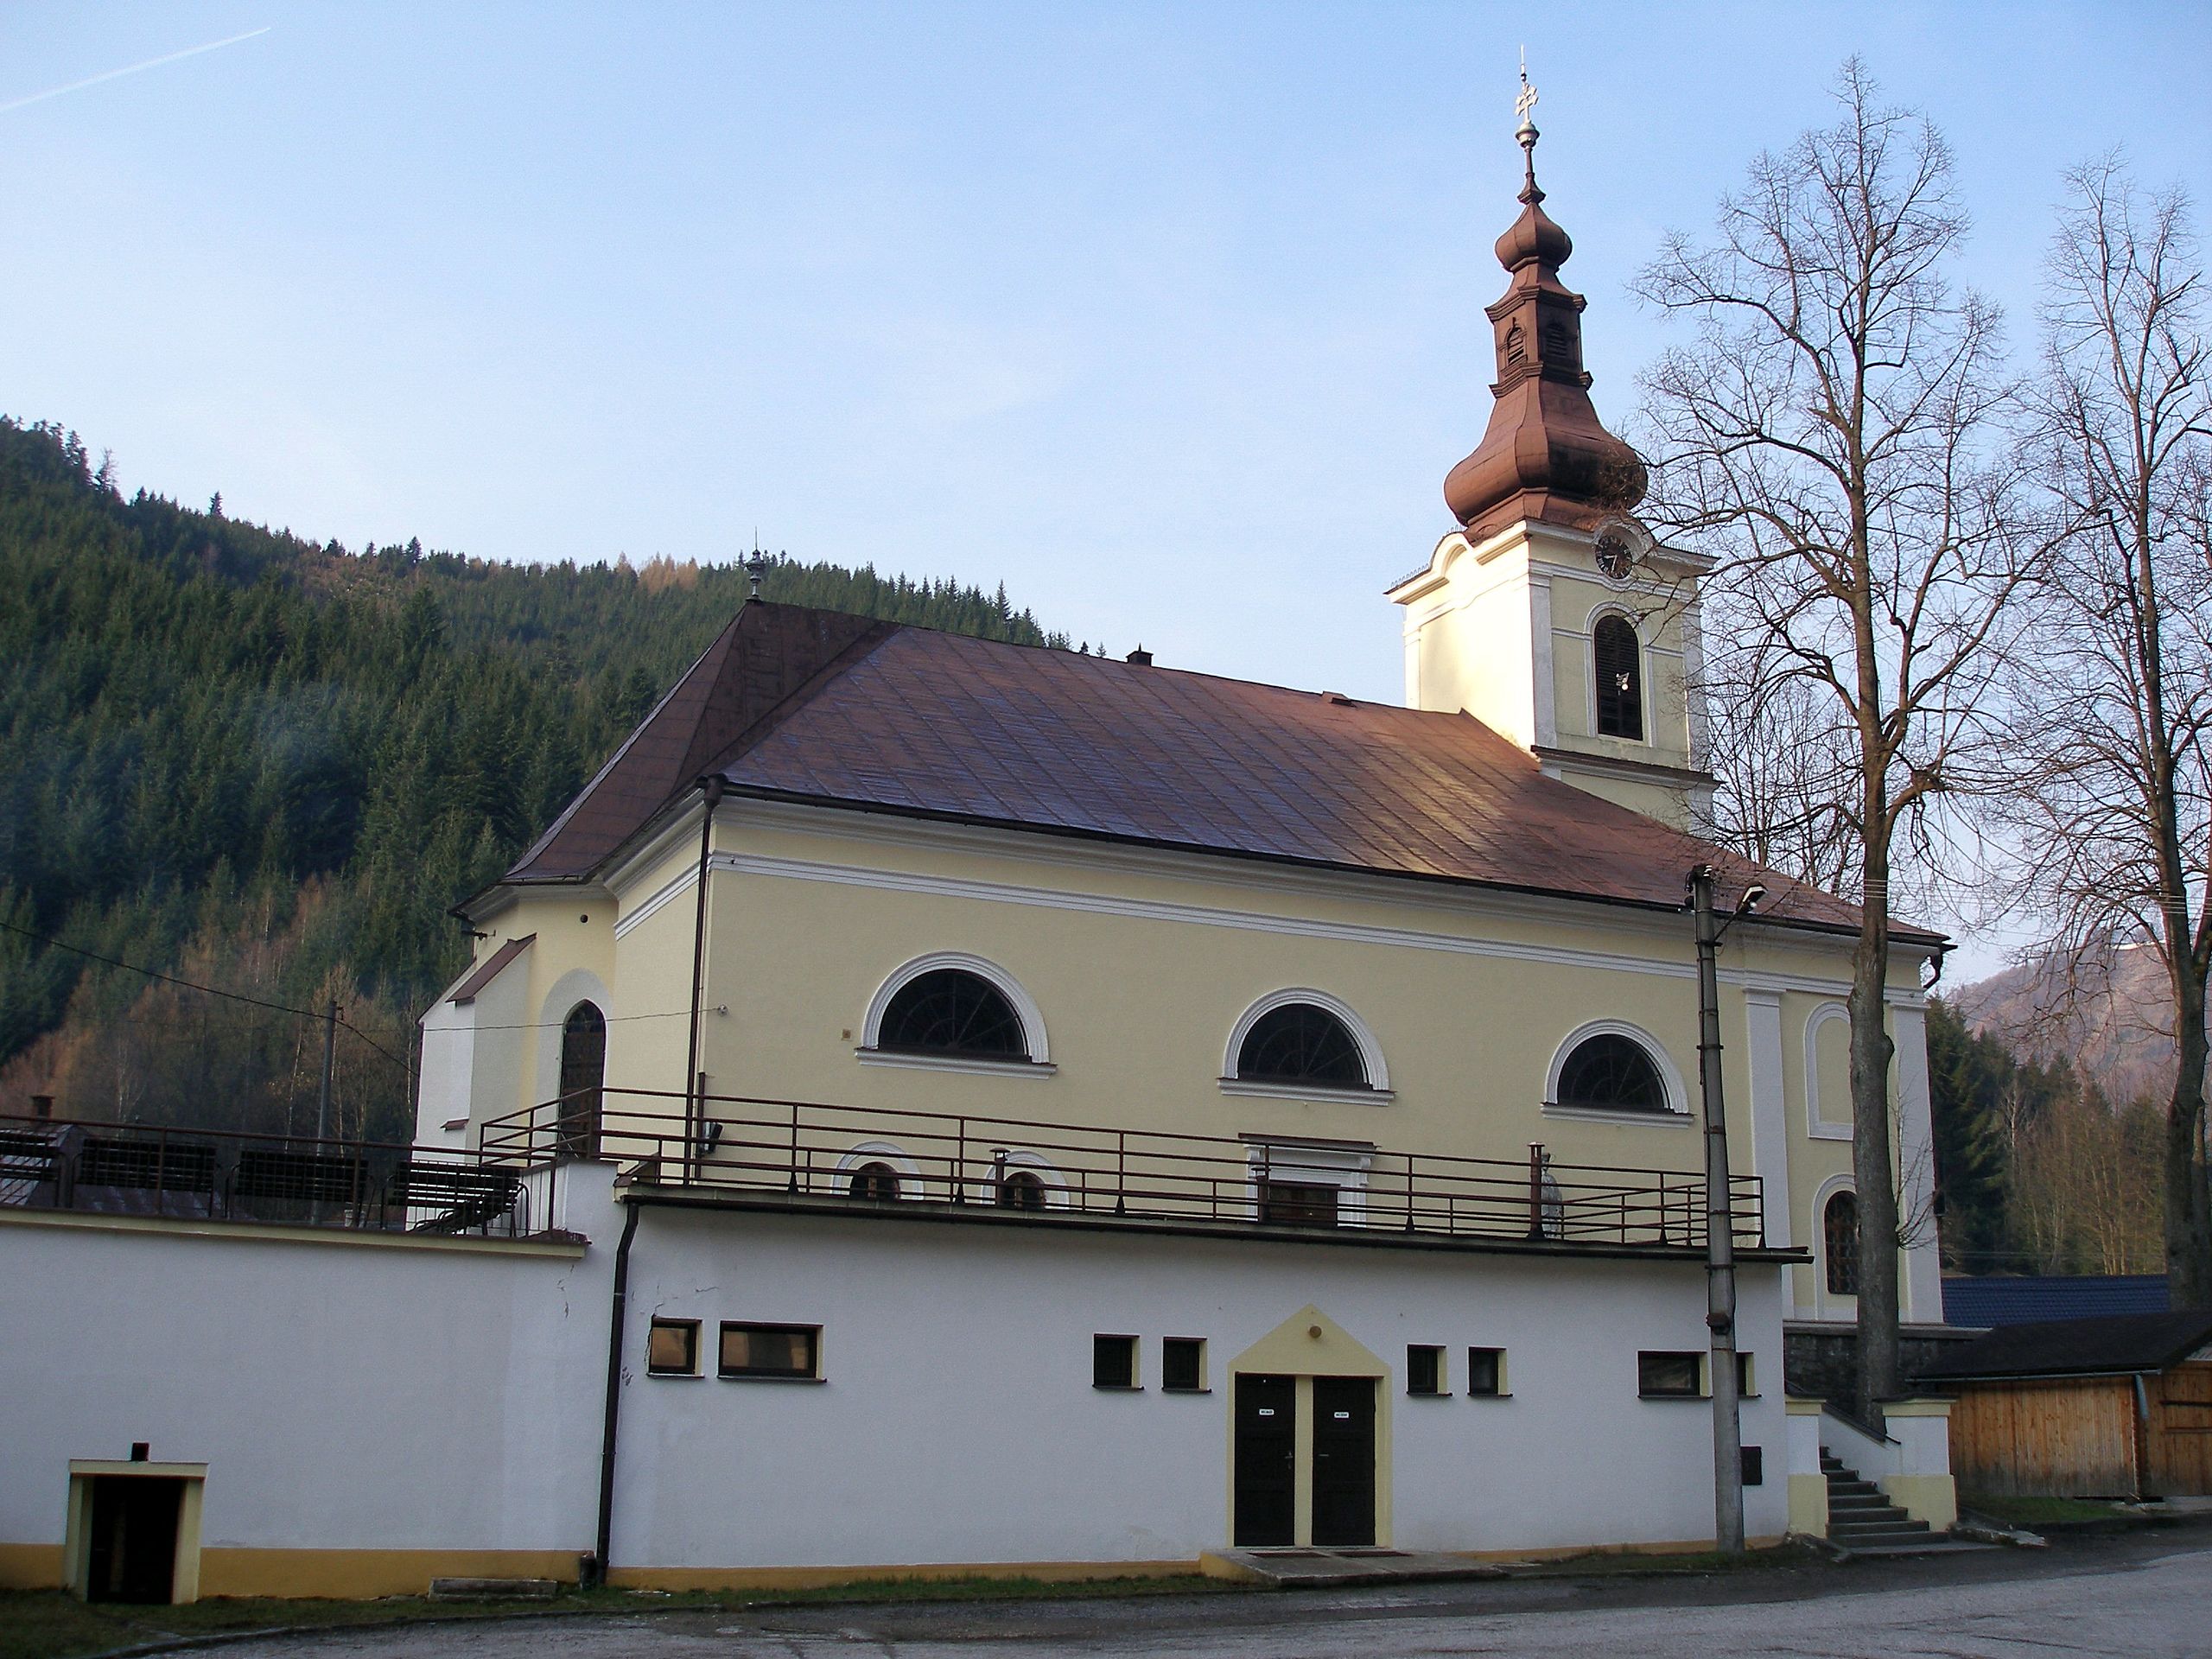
[86,1477,182,1604]
[2152,1363,2212,1496]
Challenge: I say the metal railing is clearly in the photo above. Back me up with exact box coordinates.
[0,1113,543,1238]
[481,1090,1764,1252]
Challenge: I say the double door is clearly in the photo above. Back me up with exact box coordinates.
[1232,1373,1375,1548]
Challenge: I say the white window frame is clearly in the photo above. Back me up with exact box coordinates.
[858,951,1054,1076]
[1221,988,1393,1104]
[1584,601,1650,747]
[1542,1020,1692,1123]
[1803,1001,1853,1140]
[1815,1174,1860,1319]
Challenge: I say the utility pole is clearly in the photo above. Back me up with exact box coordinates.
[1690,865,1747,1554]
[315,999,340,1143]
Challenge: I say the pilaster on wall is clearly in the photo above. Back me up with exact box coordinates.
[1743,991,1792,1267]
[1889,1005,1943,1325]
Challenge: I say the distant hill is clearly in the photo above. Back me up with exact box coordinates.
[0,416,1069,1141]
[1949,936,2190,1109]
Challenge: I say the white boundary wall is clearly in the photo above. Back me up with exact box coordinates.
[611,1206,1789,1567]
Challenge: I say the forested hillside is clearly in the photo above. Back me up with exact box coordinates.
[0,416,1065,1141]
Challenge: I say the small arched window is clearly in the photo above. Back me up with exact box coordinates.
[556,1001,607,1158]
[877,969,1028,1060]
[997,1170,1046,1211]
[1825,1190,1860,1296]
[1592,614,1643,740]
[849,1161,901,1202]
[1236,1003,1368,1088]
[1556,1033,1669,1114]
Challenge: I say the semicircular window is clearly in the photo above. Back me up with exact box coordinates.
[1556,1033,1669,1114]
[1236,1003,1368,1088]
[877,969,1029,1060]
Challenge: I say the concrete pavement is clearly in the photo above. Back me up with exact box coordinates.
[191,1532,2212,1657]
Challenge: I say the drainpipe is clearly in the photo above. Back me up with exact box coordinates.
[1690,865,1745,1554]
[590,1198,643,1586]
[683,777,725,1180]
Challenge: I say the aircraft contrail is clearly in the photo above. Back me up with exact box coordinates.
[0,26,271,117]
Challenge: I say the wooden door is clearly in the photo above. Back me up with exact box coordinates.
[2150,1363,2212,1496]
[1311,1376,1376,1547]
[1233,1374,1296,1547]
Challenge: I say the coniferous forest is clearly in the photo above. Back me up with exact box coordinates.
[0,415,2173,1273]
[0,416,1065,1142]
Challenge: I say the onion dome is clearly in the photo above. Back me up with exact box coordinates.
[1442,120,1646,539]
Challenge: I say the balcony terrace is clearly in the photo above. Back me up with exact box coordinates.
[481,1090,1784,1262]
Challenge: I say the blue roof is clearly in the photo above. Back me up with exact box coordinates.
[1942,1274,2171,1328]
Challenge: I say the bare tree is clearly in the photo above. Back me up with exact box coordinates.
[2006,158,2212,1305]
[1634,62,2044,1421]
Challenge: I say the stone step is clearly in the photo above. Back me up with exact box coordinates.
[1831,1524,1935,1546]
[1827,1485,1886,1503]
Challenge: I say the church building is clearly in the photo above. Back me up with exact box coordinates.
[0,112,1959,1602]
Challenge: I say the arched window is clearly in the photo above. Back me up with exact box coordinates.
[556,1002,606,1158]
[996,1170,1046,1211]
[1555,1033,1669,1114]
[877,969,1029,1060]
[1592,614,1643,740]
[849,1161,901,1202]
[1825,1190,1860,1296]
[1236,1003,1369,1088]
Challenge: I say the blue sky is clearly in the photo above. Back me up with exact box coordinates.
[5,3,2209,963]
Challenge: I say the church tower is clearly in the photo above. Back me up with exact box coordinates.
[1388,88,1713,831]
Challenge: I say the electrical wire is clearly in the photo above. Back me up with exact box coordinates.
[1,916,407,1071]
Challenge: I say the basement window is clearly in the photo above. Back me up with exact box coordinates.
[646,1319,700,1377]
[1093,1334,1139,1390]
[719,1323,820,1381]
[1407,1344,1446,1396]
[1637,1351,1705,1399]
[1162,1338,1207,1393]
[1466,1346,1509,1397]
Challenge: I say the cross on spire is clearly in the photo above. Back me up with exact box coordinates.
[1516,48,1539,129]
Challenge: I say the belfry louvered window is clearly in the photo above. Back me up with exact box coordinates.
[1593,614,1643,740]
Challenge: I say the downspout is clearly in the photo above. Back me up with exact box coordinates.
[683,777,725,1180]
[1690,864,1745,1554]
[591,1197,642,1586]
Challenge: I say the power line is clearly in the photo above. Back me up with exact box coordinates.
[1,917,407,1071]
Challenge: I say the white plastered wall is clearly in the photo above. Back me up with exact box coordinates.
[610,1207,1791,1568]
[0,1175,615,1578]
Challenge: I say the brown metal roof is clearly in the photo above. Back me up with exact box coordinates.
[502,601,1920,943]
[448,933,533,1004]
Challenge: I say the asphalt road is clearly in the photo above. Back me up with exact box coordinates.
[211,1532,2212,1658]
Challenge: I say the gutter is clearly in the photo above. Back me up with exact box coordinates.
[589,1199,644,1586]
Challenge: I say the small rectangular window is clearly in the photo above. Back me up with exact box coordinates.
[1736,1352,1758,1398]
[1257,1179,1339,1228]
[1740,1446,1764,1486]
[1407,1344,1445,1395]
[719,1322,819,1380]
[1638,1351,1705,1398]
[646,1318,699,1376]
[1466,1346,1507,1397]
[1162,1337,1206,1393]
[1093,1333,1139,1389]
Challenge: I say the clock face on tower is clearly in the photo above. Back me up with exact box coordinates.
[1594,531,1635,582]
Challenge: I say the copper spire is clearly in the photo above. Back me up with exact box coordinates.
[1441,86,1645,538]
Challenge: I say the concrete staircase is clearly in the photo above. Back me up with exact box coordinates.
[1820,1450,1952,1553]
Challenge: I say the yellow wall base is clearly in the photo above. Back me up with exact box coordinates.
[606,1558,1199,1592]
[0,1544,65,1589]
[1880,1474,1958,1533]
[1788,1473,1829,1537]
[197,1549,584,1599]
